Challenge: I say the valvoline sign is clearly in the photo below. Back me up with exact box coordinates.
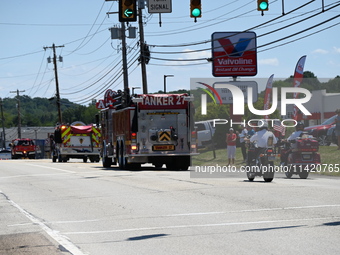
[212,32,257,77]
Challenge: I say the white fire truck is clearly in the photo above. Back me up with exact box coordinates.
[98,91,197,170]
[51,121,101,163]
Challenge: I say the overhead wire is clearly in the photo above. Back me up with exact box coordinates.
[64,0,109,56]
[148,1,340,56]
[148,0,315,48]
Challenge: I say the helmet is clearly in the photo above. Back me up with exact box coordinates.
[295,122,304,131]
[258,120,268,130]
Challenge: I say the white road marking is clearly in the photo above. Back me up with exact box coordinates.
[27,163,76,173]
[8,219,100,227]
[165,204,340,217]
[63,216,340,235]
[0,190,87,255]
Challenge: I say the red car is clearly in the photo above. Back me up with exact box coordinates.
[10,138,36,159]
[304,115,337,146]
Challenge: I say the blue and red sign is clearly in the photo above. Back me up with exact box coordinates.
[212,32,257,77]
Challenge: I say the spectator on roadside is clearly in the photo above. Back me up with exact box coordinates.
[226,128,237,166]
[238,125,248,163]
[247,125,255,137]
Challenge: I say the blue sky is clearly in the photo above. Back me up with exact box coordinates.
[1,0,339,105]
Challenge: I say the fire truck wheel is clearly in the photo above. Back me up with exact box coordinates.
[126,163,141,170]
[83,157,88,163]
[52,156,57,162]
[178,156,190,170]
[166,162,177,170]
[102,156,112,168]
[118,146,127,170]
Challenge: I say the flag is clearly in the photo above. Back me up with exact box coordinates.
[273,120,286,136]
[263,74,274,119]
[292,55,307,120]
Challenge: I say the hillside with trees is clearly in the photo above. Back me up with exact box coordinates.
[0,96,98,127]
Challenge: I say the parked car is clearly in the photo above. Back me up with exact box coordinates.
[304,115,337,146]
[326,125,338,145]
[0,148,12,160]
[195,120,216,148]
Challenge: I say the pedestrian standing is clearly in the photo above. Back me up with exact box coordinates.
[335,109,340,150]
[226,128,237,166]
[238,126,248,163]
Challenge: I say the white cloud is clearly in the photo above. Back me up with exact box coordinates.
[333,47,340,54]
[258,58,279,66]
[312,49,328,54]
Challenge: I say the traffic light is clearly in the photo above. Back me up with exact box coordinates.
[119,0,137,22]
[190,0,202,18]
[257,0,269,11]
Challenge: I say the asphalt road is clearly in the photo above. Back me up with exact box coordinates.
[0,159,339,255]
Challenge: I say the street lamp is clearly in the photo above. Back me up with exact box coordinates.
[164,75,174,93]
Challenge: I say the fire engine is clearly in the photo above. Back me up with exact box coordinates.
[97,89,197,170]
[10,138,36,159]
[51,121,101,163]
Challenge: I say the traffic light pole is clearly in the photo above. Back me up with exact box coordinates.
[138,7,148,94]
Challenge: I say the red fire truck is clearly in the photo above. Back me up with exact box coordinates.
[51,121,101,163]
[98,90,197,170]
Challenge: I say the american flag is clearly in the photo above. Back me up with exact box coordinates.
[273,120,286,136]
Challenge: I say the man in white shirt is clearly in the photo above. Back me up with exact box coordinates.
[247,121,277,164]
[287,122,305,141]
[238,126,248,163]
[250,121,277,148]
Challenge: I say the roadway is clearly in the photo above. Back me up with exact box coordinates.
[0,159,339,255]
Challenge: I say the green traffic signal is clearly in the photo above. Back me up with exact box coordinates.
[191,8,201,17]
[124,8,133,18]
[258,1,268,10]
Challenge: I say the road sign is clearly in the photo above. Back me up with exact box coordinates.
[213,81,258,104]
[212,32,257,77]
[148,0,172,13]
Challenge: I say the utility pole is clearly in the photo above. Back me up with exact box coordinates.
[121,22,129,93]
[44,43,64,124]
[138,5,148,93]
[10,89,25,139]
[0,98,6,148]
